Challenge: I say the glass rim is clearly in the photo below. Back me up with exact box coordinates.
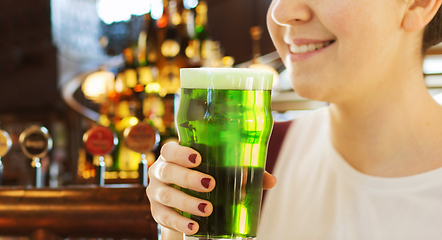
[180,68,273,90]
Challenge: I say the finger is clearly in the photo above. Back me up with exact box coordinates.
[148,182,213,217]
[161,142,201,167]
[151,201,200,235]
[150,158,215,192]
[263,171,277,190]
[160,227,186,240]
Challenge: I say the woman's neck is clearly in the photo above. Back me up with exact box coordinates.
[328,72,442,177]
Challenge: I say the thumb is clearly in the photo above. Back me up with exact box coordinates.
[263,171,277,190]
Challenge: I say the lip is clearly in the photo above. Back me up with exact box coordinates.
[285,39,335,62]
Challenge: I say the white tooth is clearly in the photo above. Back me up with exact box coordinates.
[315,42,324,49]
[290,44,297,53]
[308,43,316,52]
[293,45,301,53]
[299,45,308,53]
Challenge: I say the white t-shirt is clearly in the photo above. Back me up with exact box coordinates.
[258,107,442,240]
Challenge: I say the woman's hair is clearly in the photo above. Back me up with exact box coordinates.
[423,7,442,52]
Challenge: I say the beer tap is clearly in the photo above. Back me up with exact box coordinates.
[19,126,52,188]
[124,122,159,186]
[0,130,12,185]
[83,125,117,186]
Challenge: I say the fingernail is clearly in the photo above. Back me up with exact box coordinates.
[198,203,207,213]
[188,223,194,230]
[201,178,211,189]
[189,154,197,164]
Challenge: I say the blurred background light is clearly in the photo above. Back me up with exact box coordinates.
[130,0,152,16]
[97,0,131,24]
[82,71,115,101]
[151,0,164,20]
[183,0,199,9]
[97,0,152,25]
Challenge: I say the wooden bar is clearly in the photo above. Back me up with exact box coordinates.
[0,185,157,239]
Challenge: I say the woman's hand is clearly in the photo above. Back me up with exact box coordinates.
[147,142,215,235]
[146,142,277,236]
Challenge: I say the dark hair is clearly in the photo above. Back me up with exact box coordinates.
[423,7,442,52]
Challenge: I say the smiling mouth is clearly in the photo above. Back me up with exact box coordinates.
[289,40,335,54]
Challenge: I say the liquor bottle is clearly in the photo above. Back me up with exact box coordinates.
[159,0,181,95]
[123,48,138,92]
[248,26,280,89]
[138,16,159,100]
[103,48,135,177]
[138,14,159,68]
[145,13,160,65]
[195,0,209,43]
[143,88,166,133]
[161,1,181,60]
[180,9,197,67]
[158,1,180,147]
[251,26,263,63]
[132,31,148,117]
[138,31,148,68]
[117,102,142,173]
[195,1,212,65]
[104,100,120,173]
[202,40,222,68]
[119,48,146,174]
[136,16,160,146]
[145,92,178,158]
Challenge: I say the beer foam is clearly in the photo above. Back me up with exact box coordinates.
[180,68,273,90]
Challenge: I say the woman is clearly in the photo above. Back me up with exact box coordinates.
[147,0,442,238]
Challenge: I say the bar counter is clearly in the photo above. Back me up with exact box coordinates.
[0,184,157,239]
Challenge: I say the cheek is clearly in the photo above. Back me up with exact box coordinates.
[322,0,368,37]
[266,10,278,43]
[325,0,400,45]
[323,0,389,71]
[267,4,288,60]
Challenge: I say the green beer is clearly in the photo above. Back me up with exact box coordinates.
[177,68,273,239]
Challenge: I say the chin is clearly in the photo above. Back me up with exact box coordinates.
[291,78,330,102]
[296,88,326,102]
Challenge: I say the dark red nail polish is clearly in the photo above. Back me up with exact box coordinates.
[188,223,194,230]
[189,154,197,164]
[201,178,211,189]
[198,203,207,213]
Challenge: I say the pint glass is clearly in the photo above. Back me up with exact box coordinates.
[177,68,273,240]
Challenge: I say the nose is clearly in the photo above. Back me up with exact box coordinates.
[270,0,313,26]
